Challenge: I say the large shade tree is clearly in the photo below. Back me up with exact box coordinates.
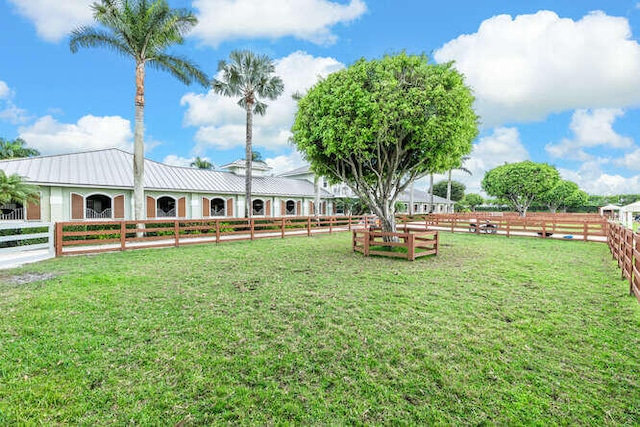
[481,161,560,217]
[291,53,478,233]
[540,180,588,213]
[70,0,208,220]
[212,50,284,218]
[0,137,39,159]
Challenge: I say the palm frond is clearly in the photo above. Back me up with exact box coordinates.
[150,54,209,87]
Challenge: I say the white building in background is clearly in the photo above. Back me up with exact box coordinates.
[0,149,334,223]
[619,201,640,229]
[279,165,455,214]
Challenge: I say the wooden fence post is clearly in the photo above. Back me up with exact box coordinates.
[307,217,312,237]
[364,229,370,256]
[583,223,588,242]
[174,220,180,247]
[407,233,415,261]
[55,222,63,257]
[348,215,352,231]
[215,220,220,244]
[281,218,285,238]
[329,216,333,234]
[120,221,126,251]
[250,219,255,240]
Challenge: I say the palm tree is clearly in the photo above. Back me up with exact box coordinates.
[0,137,39,159]
[447,156,472,202]
[212,50,284,218]
[70,0,208,220]
[0,170,39,205]
[190,157,214,170]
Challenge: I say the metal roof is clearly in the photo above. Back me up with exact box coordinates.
[0,149,331,198]
[279,165,312,177]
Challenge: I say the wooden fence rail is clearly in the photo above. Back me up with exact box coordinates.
[607,222,640,303]
[55,215,375,256]
[396,213,608,242]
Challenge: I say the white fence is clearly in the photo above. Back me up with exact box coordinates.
[0,222,54,269]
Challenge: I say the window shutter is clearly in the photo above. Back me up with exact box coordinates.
[266,200,271,217]
[178,197,186,218]
[202,197,209,217]
[146,196,155,219]
[281,201,285,216]
[309,201,314,215]
[114,195,125,219]
[71,193,83,220]
[226,198,233,217]
[26,194,41,221]
[297,201,301,216]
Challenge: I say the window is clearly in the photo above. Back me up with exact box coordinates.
[0,202,24,220]
[211,198,226,216]
[285,200,296,215]
[85,194,112,219]
[157,196,176,217]
[252,199,264,216]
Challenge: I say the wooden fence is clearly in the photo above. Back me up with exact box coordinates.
[396,213,608,242]
[607,222,640,303]
[352,229,438,261]
[55,215,375,256]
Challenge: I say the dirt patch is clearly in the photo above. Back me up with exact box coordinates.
[2,272,56,286]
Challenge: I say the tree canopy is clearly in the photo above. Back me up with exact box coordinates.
[0,137,39,159]
[291,52,478,233]
[463,193,484,211]
[433,179,465,201]
[539,180,588,213]
[481,161,560,217]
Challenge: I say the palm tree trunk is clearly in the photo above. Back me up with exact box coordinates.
[133,61,145,222]
[245,103,253,218]
[446,169,452,201]
[429,173,434,213]
[314,176,320,217]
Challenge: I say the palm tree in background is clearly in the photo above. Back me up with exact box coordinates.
[0,137,39,159]
[447,156,472,202]
[70,0,208,220]
[190,157,214,170]
[212,50,284,218]
[0,170,39,205]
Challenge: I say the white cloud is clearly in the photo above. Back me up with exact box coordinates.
[546,109,634,161]
[162,154,216,169]
[265,151,305,175]
[614,148,640,171]
[559,162,640,195]
[18,115,134,155]
[192,0,366,47]
[181,51,344,152]
[434,11,640,127]
[452,127,530,193]
[0,81,10,99]
[0,80,30,124]
[7,0,94,42]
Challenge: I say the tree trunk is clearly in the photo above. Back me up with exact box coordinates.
[133,61,145,222]
[245,103,253,218]
[446,169,452,201]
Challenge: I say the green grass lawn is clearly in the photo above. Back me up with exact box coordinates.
[1,233,639,425]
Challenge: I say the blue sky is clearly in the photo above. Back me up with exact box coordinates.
[1,0,640,196]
